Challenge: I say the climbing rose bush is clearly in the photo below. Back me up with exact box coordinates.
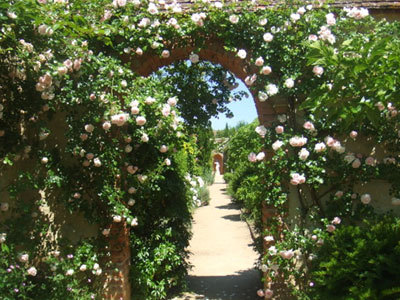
[1,0,400,298]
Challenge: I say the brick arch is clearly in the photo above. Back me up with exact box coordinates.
[212,152,224,174]
[121,39,287,126]
[108,39,289,300]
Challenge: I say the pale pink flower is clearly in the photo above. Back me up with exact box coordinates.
[350,131,358,139]
[255,57,264,66]
[272,140,284,151]
[332,217,341,225]
[128,199,135,206]
[258,91,268,102]
[298,148,310,160]
[86,153,94,160]
[73,192,81,199]
[66,269,74,276]
[113,215,122,223]
[326,13,336,26]
[308,34,318,41]
[364,156,375,166]
[19,253,29,263]
[255,125,267,137]
[161,50,170,58]
[303,121,315,131]
[73,59,81,71]
[313,65,324,76]
[259,18,268,26]
[63,59,73,69]
[280,249,294,259]
[248,152,257,162]
[102,228,110,236]
[128,187,137,194]
[137,174,147,183]
[265,289,274,298]
[361,193,371,204]
[27,267,37,276]
[263,33,273,42]
[164,158,171,166]
[41,157,48,164]
[102,121,111,131]
[284,78,295,88]
[314,142,326,152]
[237,49,247,59]
[261,66,272,75]
[189,53,199,63]
[136,48,143,55]
[290,13,301,22]
[125,145,133,153]
[289,136,307,147]
[352,158,361,168]
[141,133,149,143]
[326,224,336,232]
[229,15,239,24]
[57,66,68,76]
[162,104,171,117]
[160,145,168,153]
[80,264,87,271]
[266,84,278,96]
[145,97,156,105]
[148,3,158,14]
[111,113,129,126]
[256,152,265,161]
[84,124,94,133]
[290,173,306,185]
[167,97,178,106]
[264,235,274,242]
[335,191,343,198]
[257,289,265,297]
[275,125,284,134]
[38,24,48,35]
[297,7,306,14]
[127,165,138,174]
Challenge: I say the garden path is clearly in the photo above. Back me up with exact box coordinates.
[173,173,261,300]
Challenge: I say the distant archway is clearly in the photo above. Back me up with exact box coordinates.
[212,152,224,174]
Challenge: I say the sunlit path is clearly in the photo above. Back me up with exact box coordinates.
[174,174,261,300]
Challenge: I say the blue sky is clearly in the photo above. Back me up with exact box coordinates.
[210,80,258,130]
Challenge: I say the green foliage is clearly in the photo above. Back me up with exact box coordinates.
[309,216,400,300]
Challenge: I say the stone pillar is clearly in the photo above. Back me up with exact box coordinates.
[103,221,131,300]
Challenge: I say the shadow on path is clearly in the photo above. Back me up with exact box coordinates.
[221,214,241,222]
[186,269,262,300]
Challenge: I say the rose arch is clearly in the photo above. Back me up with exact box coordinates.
[1,1,400,300]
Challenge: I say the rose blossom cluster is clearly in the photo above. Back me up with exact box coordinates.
[290,173,306,185]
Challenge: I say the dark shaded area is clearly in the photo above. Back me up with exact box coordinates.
[221,214,242,222]
[186,269,262,300]
[215,203,239,210]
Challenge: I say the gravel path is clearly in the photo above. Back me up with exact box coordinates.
[172,173,261,300]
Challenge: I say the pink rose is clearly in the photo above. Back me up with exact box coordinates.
[350,131,358,139]
[161,50,170,58]
[275,125,284,134]
[313,66,324,76]
[365,156,376,166]
[303,121,315,131]
[352,158,361,168]
[265,289,274,298]
[160,145,168,153]
[248,152,257,162]
[326,224,336,232]
[102,121,111,131]
[332,217,341,225]
[261,66,272,75]
[255,57,264,66]
[361,193,371,204]
[257,289,264,297]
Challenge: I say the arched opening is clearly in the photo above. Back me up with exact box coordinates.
[212,152,224,174]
